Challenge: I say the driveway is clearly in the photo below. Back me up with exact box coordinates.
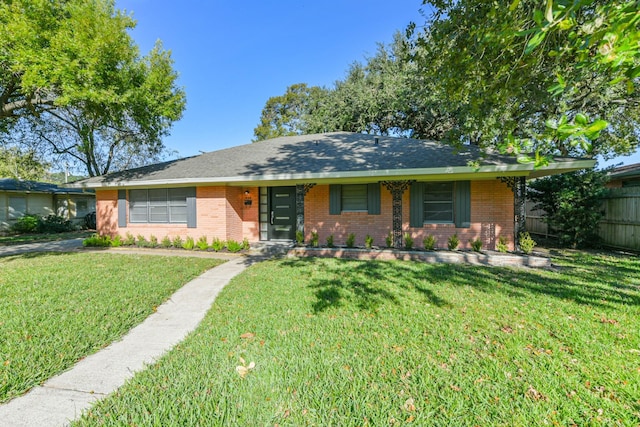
[0,238,84,257]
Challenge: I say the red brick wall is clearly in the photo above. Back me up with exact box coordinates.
[305,185,393,247]
[96,190,119,237]
[304,180,514,251]
[96,180,514,250]
[96,185,261,244]
[242,186,260,241]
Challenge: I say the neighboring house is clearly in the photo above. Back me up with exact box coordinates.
[0,178,96,230]
[607,162,640,188]
[75,132,593,250]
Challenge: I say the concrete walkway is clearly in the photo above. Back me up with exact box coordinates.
[0,238,84,257]
[0,256,255,426]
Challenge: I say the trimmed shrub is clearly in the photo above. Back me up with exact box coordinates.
[470,238,482,252]
[182,236,195,250]
[136,235,148,248]
[161,236,172,248]
[519,232,537,255]
[365,234,374,249]
[385,232,393,248]
[196,236,209,250]
[404,233,414,250]
[311,231,319,248]
[149,235,159,248]
[211,237,225,252]
[496,236,509,253]
[448,234,460,251]
[111,235,122,247]
[172,236,183,248]
[123,232,136,246]
[296,230,304,246]
[82,233,111,247]
[423,235,436,251]
[227,239,242,253]
[242,238,250,251]
[326,234,334,248]
[346,233,356,248]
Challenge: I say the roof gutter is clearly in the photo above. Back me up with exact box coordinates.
[73,159,596,189]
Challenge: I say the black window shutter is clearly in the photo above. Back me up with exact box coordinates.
[117,190,127,228]
[455,181,471,228]
[329,185,341,215]
[186,187,197,228]
[409,182,424,227]
[367,183,381,215]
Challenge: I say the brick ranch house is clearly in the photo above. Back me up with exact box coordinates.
[75,132,594,250]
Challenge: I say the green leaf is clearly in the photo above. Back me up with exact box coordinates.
[533,10,544,26]
[557,124,579,136]
[525,31,546,54]
[509,0,521,11]
[558,19,573,30]
[559,115,568,126]
[586,120,608,133]
[574,113,588,126]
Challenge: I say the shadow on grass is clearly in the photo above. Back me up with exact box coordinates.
[283,258,454,312]
[282,252,640,313]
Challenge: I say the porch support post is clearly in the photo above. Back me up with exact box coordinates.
[381,180,414,249]
[295,184,316,235]
[498,176,527,250]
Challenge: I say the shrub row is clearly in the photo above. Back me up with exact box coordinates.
[11,214,76,234]
[297,231,537,254]
[83,233,250,253]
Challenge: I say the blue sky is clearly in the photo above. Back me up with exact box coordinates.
[115,0,639,169]
[116,0,429,156]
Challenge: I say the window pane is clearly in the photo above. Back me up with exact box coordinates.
[130,206,148,222]
[424,182,453,223]
[129,190,148,222]
[342,184,367,211]
[148,189,167,205]
[169,205,187,223]
[129,190,147,204]
[425,202,453,222]
[168,188,188,223]
[149,205,169,222]
[129,188,190,223]
[168,188,188,205]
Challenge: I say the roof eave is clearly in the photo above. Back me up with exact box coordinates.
[76,160,595,189]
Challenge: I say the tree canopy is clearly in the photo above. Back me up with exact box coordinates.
[0,0,186,176]
[254,1,639,163]
[0,147,48,181]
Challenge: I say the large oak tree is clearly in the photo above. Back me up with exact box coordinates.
[254,1,638,165]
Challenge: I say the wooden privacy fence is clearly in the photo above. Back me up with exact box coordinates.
[526,187,640,251]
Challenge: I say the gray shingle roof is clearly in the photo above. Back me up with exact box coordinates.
[76,132,593,188]
[0,178,94,194]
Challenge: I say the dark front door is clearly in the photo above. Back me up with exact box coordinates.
[269,187,296,240]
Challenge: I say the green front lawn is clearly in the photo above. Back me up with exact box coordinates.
[0,253,224,403]
[75,251,640,426]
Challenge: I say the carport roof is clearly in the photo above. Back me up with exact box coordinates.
[0,178,94,194]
